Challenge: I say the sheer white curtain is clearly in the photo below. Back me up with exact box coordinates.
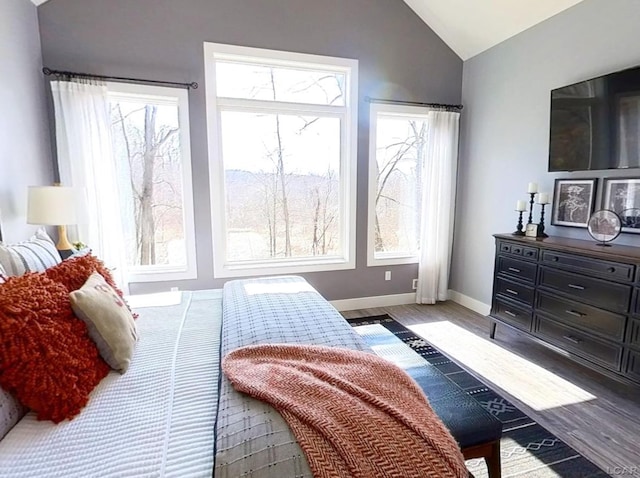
[50,80,128,291]
[416,110,460,304]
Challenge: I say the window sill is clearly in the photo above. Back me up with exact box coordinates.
[367,255,419,267]
[127,267,197,283]
[214,257,355,279]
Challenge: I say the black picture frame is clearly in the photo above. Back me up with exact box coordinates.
[602,177,640,234]
[551,178,597,228]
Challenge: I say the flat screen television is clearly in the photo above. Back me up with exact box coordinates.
[549,65,640,171]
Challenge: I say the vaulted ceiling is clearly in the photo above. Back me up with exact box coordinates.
[402,0,585,59]
[31,0,586,60]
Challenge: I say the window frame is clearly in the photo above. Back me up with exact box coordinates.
[204,42,358,278]
[106,82,197,282]
[367,103,431,267]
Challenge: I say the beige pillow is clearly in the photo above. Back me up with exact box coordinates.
[70,272,138,373]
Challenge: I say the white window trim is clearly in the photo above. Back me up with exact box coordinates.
[204,42,358,278]
[367,103,431,267]
[107,82,197,282]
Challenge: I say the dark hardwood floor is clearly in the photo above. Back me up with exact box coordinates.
[342,301,640,477]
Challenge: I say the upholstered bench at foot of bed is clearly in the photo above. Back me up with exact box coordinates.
[354,324,503,478]
[429,382,502,478]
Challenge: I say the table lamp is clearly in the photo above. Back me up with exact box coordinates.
[27,185,78,259]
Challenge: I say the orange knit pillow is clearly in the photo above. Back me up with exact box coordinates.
[45,254,136,318]
[46,253,123,295]
[0,273,110,423]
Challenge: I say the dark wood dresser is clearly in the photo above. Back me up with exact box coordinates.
[489,233,640,385]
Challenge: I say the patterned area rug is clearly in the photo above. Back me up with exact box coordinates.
[347,314,609,478]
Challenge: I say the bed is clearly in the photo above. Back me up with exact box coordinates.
[0,264,390,477]
[1,227,501,477]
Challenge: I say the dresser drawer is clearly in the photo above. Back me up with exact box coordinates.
[511,244,539,260]
[497,241,538,261]
[632,289,640,317]
[535,317,623,371]
[497,256,537,283]
[627,320,640,350]
[492,298,532,332]
[624,349,640,383]
[541,250,634,282]
[539,267,631,314]
[536,292,627,341]
[495,277,535,306]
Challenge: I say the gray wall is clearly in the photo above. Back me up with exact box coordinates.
[37,0,463,299]
[0,0,53,243]
[451,0,640,307]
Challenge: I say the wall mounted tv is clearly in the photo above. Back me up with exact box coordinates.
[549,65,640,171]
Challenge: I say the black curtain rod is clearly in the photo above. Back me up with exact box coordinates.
[42,67,198,89]
[365,96,462,111]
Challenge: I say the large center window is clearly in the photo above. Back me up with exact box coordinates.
[204,43,358,277]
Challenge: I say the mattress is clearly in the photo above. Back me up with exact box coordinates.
[0,289,222,478]
[215,276,369,478]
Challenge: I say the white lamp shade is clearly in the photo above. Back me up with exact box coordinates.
[27,186,78,226]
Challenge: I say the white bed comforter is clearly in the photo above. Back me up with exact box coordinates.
[0,289,221,478]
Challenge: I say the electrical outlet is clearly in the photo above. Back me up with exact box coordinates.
[384,271,391,281]
[412,279,418,290]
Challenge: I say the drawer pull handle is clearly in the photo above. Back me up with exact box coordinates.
[505,289,519,296]
[526,251,534,256]
[551,256,559,262]
[565,309,586,318]
[607,267,616,273]
[504,310,517,317]
[508,267,521,273]
[513,248,521,253]
[567,284,585,291]
[563,335,582,344]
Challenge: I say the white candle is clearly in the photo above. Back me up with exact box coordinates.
[527,182,538,193]
[516,200,527,211]
[538,193,550,204]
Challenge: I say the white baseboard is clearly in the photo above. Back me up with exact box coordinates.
[330,292,416,312]
[447,289,491,316]
[330,290,490,315]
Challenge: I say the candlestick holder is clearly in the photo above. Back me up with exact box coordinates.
[527,192,537,224]
[513,210,525,236]
[537,203,549,238]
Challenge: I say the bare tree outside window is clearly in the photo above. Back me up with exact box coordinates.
[110,95,187,269]
[219,65,343,262]
[373,115,428,258]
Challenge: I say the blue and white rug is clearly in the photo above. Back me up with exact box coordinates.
[347,314,609,478]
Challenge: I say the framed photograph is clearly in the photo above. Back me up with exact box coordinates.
[551,178,597,228]
[602,178,640,233]
[525,223,538,237]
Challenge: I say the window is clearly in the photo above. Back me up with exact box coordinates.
[368,104,430,266]
[107,83,197,281]
[204,43,358,278]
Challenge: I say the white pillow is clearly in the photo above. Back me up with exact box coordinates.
[0,229,61,276]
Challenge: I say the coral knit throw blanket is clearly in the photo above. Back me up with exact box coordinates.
[222,344,468,478]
